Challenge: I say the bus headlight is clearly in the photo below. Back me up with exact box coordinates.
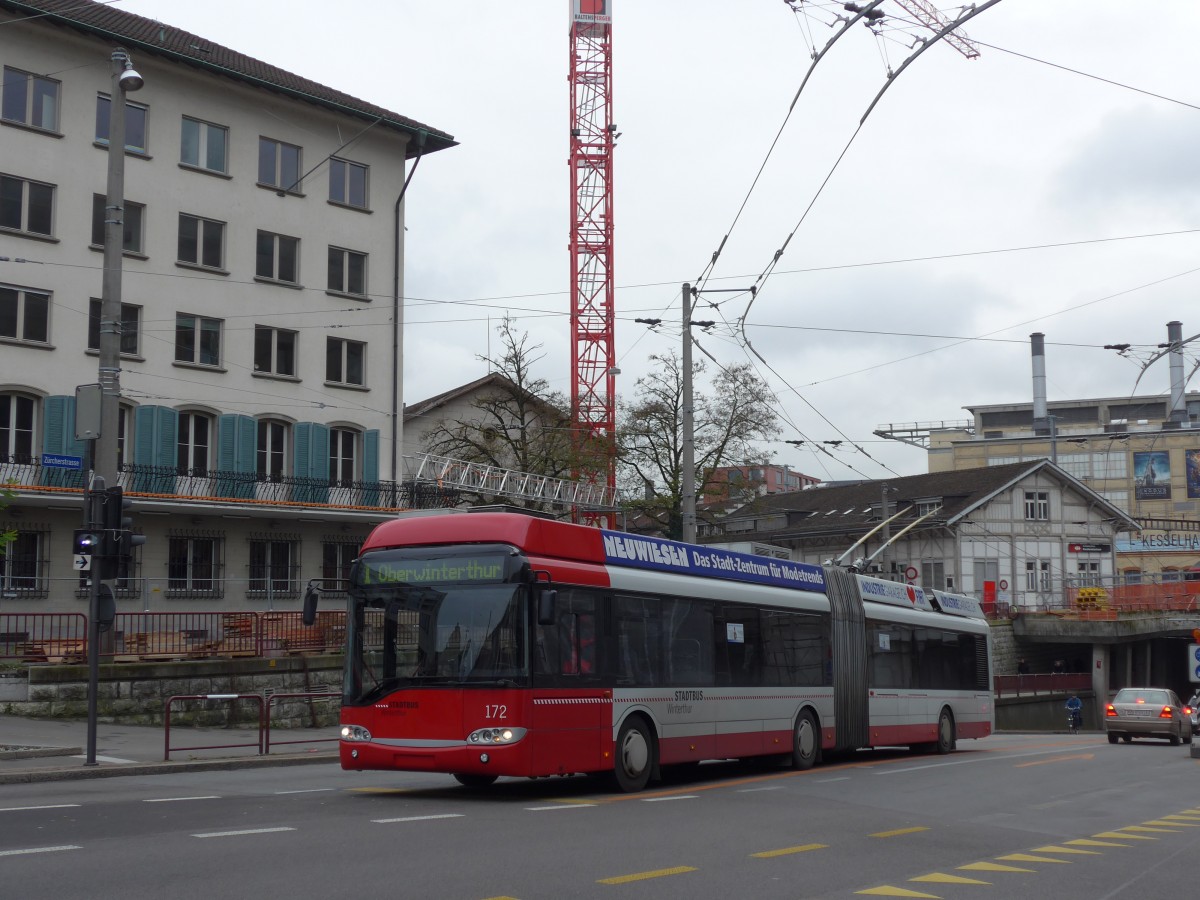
[466,727,526,745]
[340,724,372,742]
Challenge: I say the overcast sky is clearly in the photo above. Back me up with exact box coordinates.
[118,1,1200,482]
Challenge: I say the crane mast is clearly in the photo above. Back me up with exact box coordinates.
[568,0,616,514]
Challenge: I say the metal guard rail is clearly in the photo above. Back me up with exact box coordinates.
[164,692,338,760]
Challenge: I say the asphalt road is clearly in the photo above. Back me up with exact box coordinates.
[1,733,1196,899]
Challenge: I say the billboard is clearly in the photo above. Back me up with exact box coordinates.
[1188,449,1200,499]
[1134,450,1171,500]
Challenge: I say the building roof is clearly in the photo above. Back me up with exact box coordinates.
[708,460,1138,544]
[405,374,528,422]
[0,0,456,156]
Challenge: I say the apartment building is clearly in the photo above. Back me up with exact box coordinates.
[0,0,455,611]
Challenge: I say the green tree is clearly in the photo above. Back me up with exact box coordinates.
[617,350,780,538]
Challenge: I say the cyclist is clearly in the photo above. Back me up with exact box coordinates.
[1065,694,1083,733]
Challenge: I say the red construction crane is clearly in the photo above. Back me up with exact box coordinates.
[568,0,616,513]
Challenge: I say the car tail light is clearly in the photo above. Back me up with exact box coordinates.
[1105,704,1117,717]
[1159,706,1174,719]
[1184,706,1194,716]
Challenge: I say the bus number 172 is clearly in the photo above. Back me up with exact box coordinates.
[484,705,507,719]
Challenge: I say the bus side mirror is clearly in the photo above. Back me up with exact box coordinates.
[537,588,557,627]
[302,584,319,626]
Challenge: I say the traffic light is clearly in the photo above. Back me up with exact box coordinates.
[98,486,146,576]
[73,529,103,556]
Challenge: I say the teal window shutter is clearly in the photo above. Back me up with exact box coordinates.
[134,406,178,492]
[40,396,84,487]
[362,429,380,506]
[292,422,329,503]
[217,414,256,498]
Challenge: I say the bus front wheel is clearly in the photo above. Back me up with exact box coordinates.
[792,709,820,770]
[614,717,655,792]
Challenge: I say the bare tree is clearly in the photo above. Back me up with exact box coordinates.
[419,318,598,508]
[617,350,780,538]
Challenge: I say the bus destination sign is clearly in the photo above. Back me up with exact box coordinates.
[357,553,508,586]
[601,532,826,593]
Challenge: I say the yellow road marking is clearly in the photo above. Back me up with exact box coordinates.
[1163,814,1200,820]
[855,888,941,898]
[1144,819,1198,827]
[1015,753,1094,768]
[1031,845,1102,855]
[1094,831,1156,841]
[910,873,990,885]
[1119,825,1178,833]
[1066,838,1130,847]
[597,866,696,884]
[871,826,930,838]
[751,843,828,858]
[958,862,1035,873]
[997,853,1071,864]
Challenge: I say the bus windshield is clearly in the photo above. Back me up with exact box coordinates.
[345,582,529,704]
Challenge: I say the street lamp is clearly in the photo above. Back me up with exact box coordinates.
[85,47,143,768]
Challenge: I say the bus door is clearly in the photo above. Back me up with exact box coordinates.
[531,588,606,774]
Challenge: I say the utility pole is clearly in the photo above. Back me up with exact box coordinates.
[85,48,143,767]
[682,283,696,543]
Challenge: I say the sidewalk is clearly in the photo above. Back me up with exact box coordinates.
[0,715,339,784]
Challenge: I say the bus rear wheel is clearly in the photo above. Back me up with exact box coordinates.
[453,773,498,788]
[614,717,655,793]
[792,709,820,770]
[935,708,955,754]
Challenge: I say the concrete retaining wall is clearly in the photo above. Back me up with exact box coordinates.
[1,656,342,728]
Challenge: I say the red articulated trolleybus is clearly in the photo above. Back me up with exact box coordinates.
[303,511,993,792]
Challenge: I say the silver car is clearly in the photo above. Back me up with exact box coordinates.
[1105,688,1193,745]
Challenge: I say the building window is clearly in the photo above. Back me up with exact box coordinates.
[87,299,140,355]
[180,116,227,173]
[175,313,221,366]
[0,174,54,236]
[322,540,357,592]
[921,560,946,591]
[167,536,221,597]
[2,67,59,131]
[255,230,299,284]
[0,393,35,461]
[249,539,298,597]
[0,531,45,595]
[256,419,288,481]
[1161,568,1181,583]
[257,137,301,191]
[330,428,358,485]
[1076,561,1100,587]
[327,247,367,297]
[177,412,212,476]
[1023,490,1049,521]
[326,338,365,386]
[253,326,297,377]
[95,94,148,153]
[91,194,144,253]
[177,214,225,269]
[1123,569,1142,586]
[1025,559,1051,592]
[329,157,367,208]
[0,284,49,344]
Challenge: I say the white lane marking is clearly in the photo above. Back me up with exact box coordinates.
[641,795,698,802]
[0,846,82,857]
[275,788,335,795]
[0,804,81,812]
[192,827,297,838]
[525,804,597,811]
[817,777,851,783]
[874,745,1089,775]
[738,786,783,793]
[143,796,220,803]
[69,754,136,764]
[372,814,465,824]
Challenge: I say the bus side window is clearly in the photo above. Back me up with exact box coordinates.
[558,613,595,675]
